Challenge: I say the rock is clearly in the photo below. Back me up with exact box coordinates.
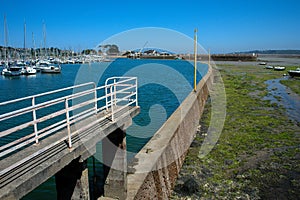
[202,167,211,175]
[225,159,233,165]
[181,177,199,194]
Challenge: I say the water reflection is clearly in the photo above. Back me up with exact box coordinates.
[264,78,300,123]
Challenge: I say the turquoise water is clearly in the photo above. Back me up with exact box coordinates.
[0,58,208,199]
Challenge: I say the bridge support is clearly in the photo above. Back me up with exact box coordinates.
[102,128,127,200]
[55,157,90,200]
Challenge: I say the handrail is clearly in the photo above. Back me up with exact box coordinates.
[0,77,138,158]
[0,87,98,122]
[0,82,95,106]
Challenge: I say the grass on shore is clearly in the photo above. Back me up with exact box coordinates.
[280,65,300,95]
[172,64,300,199]
[280,79,300,95]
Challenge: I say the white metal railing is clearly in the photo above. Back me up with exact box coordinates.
[0,77,138,158]
[105,77,138,121]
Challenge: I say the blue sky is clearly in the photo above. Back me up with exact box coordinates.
[0,0,299,53]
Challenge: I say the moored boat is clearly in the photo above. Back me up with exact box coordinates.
[23,66,37,75]
[265,65,273,69]
[274,66,286,71]
[102,58,112,62]
[2,66,23,76]
[259,62,267,65]
[288,68,300,77]
[36,60,51,71]
[41,64,61,73]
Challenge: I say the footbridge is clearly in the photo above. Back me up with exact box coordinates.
[0,77,140,199]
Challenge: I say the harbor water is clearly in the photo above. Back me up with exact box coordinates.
[0,58,208,199]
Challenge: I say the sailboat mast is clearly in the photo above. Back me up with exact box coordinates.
[23,20,26,61]
[43,22,47,58]
[4,14,8,66]
[32,32,36,60]
[24,21,26,49]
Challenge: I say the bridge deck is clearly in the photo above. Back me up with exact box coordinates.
[0,77,139,199]
[0,106,139,199]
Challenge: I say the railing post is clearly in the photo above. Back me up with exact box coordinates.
[32,97,39,144]
[113,79,117,106]
[65,98,72,148]
[94,83,98,114]
[135,78,138,107]
[105,82,109,111]
[110,85,114,122]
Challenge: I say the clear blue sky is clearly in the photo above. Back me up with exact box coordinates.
[0,0,299,53]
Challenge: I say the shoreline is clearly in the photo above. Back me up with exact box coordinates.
[172,60,300,199]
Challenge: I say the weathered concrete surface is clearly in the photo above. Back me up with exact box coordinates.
[103,129,127,200]
[0,107,139,200]
[126,67,213,199]
[55,158,90,200]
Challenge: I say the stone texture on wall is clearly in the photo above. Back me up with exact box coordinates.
[127,67,213,200]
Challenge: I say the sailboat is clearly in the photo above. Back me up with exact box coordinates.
[22,21,36,75]
[38,22,61,74]
[2,15,22,76]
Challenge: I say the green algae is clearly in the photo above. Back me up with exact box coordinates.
[280,79,300,95]
[172,64,300,199]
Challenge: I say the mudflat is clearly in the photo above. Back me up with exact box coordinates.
[172,59,300,199]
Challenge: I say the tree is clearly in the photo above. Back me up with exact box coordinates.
[98,44,120,55]
[107,44,119,54]
[81,49,97,55]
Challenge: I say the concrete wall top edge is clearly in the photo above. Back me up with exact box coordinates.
[127,65,213,199]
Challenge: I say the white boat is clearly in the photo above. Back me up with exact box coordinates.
[259,62,267,65]
[288,68,300,77]
[273,66,286,71]
[67,58,75,64]
[36,60,51,71]
[2,66,23,76]
[41,64,61,73]
[15,61,27,74]
[102,58,112,62]
[23,66,37,75]
[265,65,273,69]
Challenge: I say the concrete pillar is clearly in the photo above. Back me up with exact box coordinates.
[102,128,127,200]
[55,157,90,200]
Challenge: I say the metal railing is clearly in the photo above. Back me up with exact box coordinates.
[0,77,138,158]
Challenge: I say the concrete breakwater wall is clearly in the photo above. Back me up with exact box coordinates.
[211,54,257,61]
[126,67,213,199]
[183,54,257,61]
